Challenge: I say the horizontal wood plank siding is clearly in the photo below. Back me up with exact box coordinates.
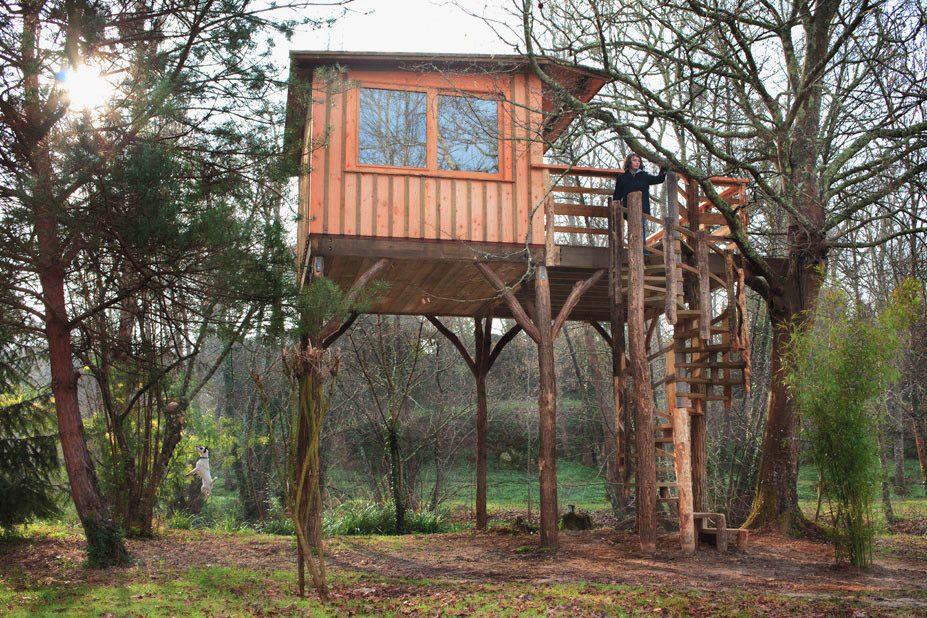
[304,69,546,248]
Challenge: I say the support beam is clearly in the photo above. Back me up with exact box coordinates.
[587,320,612,347]
[426,313,521,531]
[696,232,711,342]
[474,262,541,343]
[627,191,657,554]
[317,258,390,343]
[535,264,558,549]
[552,269,606,340]
[663,171,679,325]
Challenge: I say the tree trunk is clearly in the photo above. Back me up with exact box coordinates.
[911,414,927,496]
[894,406,907,495]
[387,421,405,534]
[39,266,129,566]
[744,250,824,532]
[23,0,128,563]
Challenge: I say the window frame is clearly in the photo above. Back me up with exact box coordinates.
[345,71,511,182]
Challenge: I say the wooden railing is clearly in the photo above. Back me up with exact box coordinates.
[533,163,748,251]
[534,162,752,399]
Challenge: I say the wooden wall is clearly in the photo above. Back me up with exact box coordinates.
[298,67,547,267]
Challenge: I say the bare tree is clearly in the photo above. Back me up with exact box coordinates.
[480,0,927,531]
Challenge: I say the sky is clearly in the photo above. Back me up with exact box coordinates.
[286,0,517,56]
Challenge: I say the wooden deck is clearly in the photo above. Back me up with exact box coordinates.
[308,235,738,322]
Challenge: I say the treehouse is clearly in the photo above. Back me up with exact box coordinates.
[286,50,752,553]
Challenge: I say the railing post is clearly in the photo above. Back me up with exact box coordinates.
[543,170,558,266]
[663,171,679,325]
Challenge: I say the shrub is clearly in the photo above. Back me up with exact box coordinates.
[786,281,920,567]
[167,511,199,530]
[323,501,450,536]
[256,518,296,536]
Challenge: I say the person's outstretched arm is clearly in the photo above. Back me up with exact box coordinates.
[648,167,667,185]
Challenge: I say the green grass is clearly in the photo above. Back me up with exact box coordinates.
[327,458,611,514]
[798,460,927,532]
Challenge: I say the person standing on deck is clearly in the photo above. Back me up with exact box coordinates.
[613,153,667,246]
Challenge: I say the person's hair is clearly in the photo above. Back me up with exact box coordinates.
[623,153,643,172]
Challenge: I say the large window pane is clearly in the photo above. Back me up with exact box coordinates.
[437,95,498,173]
[358,88,427,167]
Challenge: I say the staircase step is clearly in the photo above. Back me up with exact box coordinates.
[677,378,743,386]
[678,362,745,369]
[681,392,728,401]
[677,344,732,354]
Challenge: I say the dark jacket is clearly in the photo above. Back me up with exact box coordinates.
[612,167,666,215]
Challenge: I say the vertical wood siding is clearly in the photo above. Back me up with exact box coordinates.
[302,69,548,246]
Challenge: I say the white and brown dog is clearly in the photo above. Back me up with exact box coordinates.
[186,446,214,500]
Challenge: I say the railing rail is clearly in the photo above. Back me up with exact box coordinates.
[534,163,748,251]
[536,162,752,387]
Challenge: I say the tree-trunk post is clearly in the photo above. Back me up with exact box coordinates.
[626,191,657,553]
[475,317,490,530]
[535,264,559,549]
[666,341,695,553]
[608,198,628,504]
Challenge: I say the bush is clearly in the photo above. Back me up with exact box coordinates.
[323,501,450,536]
[255,518,296,536]
[786,282,920,567]
[166,500,247,533]
[167,510,199,530]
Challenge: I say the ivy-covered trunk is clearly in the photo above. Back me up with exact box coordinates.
[387,420,405,534]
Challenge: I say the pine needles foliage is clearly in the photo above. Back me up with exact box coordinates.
[785,280,920,567]
[0,330,61,534]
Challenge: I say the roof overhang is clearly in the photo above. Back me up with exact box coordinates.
[284,50,610,169]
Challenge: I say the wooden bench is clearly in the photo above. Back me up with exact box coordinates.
[694,512,728,551]
[693,512,749,551]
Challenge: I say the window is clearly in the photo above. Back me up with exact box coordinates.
[358,88,427,168]
[437,95,498,173]
[354,84,502,177]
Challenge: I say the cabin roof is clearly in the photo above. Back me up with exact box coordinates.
[284,50,610,167]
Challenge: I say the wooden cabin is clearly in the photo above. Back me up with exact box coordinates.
[286,51,609,316]
[286,50,752,554]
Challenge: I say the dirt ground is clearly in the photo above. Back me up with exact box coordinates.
[3,524,927,610]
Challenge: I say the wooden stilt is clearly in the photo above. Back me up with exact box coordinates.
[426,313,521,531]
[627,191,657,554]
[667,345,695,553]
[608,198,629,504]
[475,261,599,549]
[535,264,558,549]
